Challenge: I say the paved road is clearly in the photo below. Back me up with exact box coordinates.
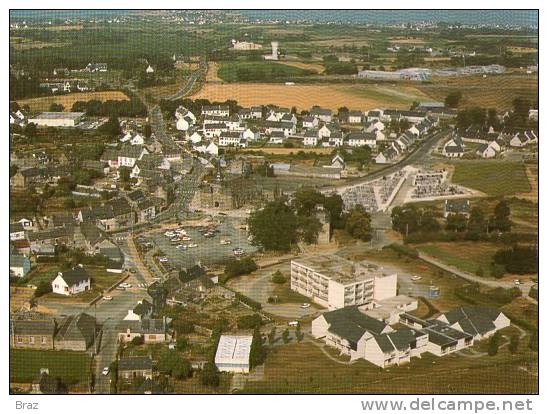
[165,59,208,101]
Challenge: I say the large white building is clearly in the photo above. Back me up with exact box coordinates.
[28,112,84,127]
[51,265,91,296]
[214,335,253,373]
[290,255,397,310]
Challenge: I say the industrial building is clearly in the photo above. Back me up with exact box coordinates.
[214,335,253,373]
[28,112,84,127]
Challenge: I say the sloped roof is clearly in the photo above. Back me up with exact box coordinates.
[11,319,56,336]
[55,312,96,345]
[59,266,90,286]
[118,356,152,371]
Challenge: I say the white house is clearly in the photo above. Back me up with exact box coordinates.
[206,142,219,156]
[188,131,202,144]
[476,143,497,158]
[51,265,91,296]
[348,111,364,124]
[302,116,319,129]
[124,299,153,321]
[176,116,193,131]
[242,127,260,142]
[145,65,154,73]
[303,130,319,146]
[118,145,148,168]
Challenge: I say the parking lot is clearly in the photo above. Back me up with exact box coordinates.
[144,217,257,270]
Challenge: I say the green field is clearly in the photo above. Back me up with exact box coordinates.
[10,349,91,385]
[217,61,316,82]
[414,242,502,277]
[243,339,536,394]
[452,161,531,196]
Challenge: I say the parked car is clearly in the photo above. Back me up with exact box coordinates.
[300,303,311,309]
[102,367,110,376]
[288,321,299,327]
[103,295,113,301]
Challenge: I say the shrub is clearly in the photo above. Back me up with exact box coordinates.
[271,271,286,284]
[237,314,262,330]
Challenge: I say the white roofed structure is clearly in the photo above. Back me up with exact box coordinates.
[214,335,253,373]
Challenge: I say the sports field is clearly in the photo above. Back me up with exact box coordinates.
[17,91,129,112]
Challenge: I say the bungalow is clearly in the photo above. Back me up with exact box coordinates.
[10,319,56,350]
[175,106,196,123]
[268,131,286,144]
[118,318,169,344]
[321,131,344,147]
[219,131,247,147]
[203,122,228,138]
[118,356,153,380]
[442,136,465,158]
[476,143,497,158]
[10,254,31,277]
[310,106,333,123]
[443,199,471,218]
[263,120,295,137]
[188,130,202,144]
[509,130,538,147]
[51,265,91,296]
[176,116,193,131]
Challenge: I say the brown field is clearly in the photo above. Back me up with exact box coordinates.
[205,62,223,82]
[45,24,84,31]
[281,61,324,73]
[507,46,538,54]
[17,91,129,112]
[424,57,452,62]
[242,147,333,155]
[389,36,426,44]
[192,82,429,111]
[516,164,538,202]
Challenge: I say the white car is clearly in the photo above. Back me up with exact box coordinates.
[411,275,422,281]
[119,283,132,289]
[220,239,231,245]
[188,243,198,248]
[300,303,311,309]
[288,321,299,327]
[103,295,113,301]
[102,367,110,376]
[159,257,169,262]
[513,279,521,285]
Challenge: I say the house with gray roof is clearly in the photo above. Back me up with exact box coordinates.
[54,312,97,351]
[51,265,91,296]
[10,319,56,350]
[118,318,169,344]
[436,306,510,340]
[118,356,153,380]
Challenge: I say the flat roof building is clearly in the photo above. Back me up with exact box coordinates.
[28,112,85,128]
[214,335,252,373]
[291,255,397,310]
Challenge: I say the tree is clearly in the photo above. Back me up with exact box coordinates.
[345,205,372,241]
[467,207,486,235]
[494,245,538,274]
[98,116,121,137]
[292,189,325,216]
[271,271,286,284]
[268,327,277,344]
[509,334,520,355]
[34,281,52,298]
[249,326,267,368]
[323,194,345,228]
[282,329,290,344]
[492,200,511,232]
[446,213,468,232]
[297,214,322,244]
[248,199,298,252]
[223,257,258,281]
[487,331,501,356]
[444,91,463,108]
[529,330,538,352]
[118,166,131,183]
[49,103,65,112]
[199,362,220,387]
[237,314,262,330]
[144,124,152,138]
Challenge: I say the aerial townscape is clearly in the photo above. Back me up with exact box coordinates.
[9,9,538,395]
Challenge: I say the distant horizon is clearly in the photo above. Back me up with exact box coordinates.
[9,9,538,26]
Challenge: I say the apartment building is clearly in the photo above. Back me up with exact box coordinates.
[290,255,397,310]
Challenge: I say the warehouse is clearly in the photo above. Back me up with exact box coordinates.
[214,335,253,373]
[28,112,85,127]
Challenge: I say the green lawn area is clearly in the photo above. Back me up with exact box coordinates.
[243,341,537,394]
[452,161,531,196]
[10,349,91,385]
[413,242,503,277]
[217,61,316,82]
[272,282,311,304]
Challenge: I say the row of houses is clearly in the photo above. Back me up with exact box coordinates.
[312,304,509,368]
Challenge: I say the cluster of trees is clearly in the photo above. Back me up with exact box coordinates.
[156,349,192,380]
[221,257,258,283]
[455,98,536,131]
[324,62,358,75]
[455,107,499,130]
[71,98,147,117]
[392,200,512,241]
[493,244,538,274]
[445,91,463,108]
[249,189,372,252]
[236,314,262,330]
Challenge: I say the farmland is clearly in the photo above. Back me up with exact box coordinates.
[10,349,91,385]
[451,161,531,197]
[216,61,316,82]
[192,82,429,111]
[17,91,129,112]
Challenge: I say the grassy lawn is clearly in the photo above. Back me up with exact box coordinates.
[217,61,315,82]
[10,349,91,385]
[272,282,311,304]
[413,242,503,277]
[243,341,537,394]
[452,161,531,196]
